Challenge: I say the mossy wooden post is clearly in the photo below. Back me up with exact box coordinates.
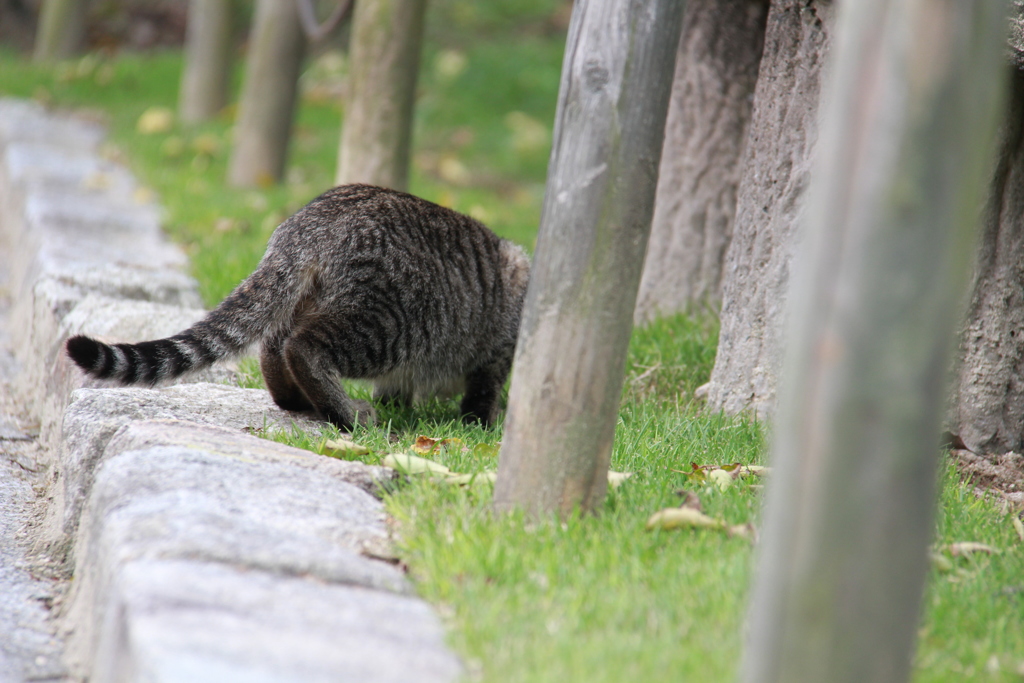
[33,0,88,62]
[492,0,685,518]
[742,1,1008,682]
[227,0,305,187]
[335,0,428,191]
[179,0,233,124]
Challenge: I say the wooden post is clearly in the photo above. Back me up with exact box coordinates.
[493,0,685,517]
[33,0,88,62]
[742,1,1008,682]
[334,0,428,191]
[179,0,234,125]
[227,0,305,187]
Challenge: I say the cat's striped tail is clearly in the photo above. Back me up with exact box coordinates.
[65,261,298,385]
[65,325,246,385]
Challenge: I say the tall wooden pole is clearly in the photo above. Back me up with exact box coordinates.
[742,1,1008,682]
[493,0,685,517]
[227,0,305,187]
[33,0,88,62]
[335,0,428,191]
[179,0,234,125]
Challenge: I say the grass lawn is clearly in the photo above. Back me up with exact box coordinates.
[2,1,1021,679]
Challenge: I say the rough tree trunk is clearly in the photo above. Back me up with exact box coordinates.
[743,1,1007,680]
[178,0,234,125]
[227,0,306,187]
[493,0,684,518]
[702,0,834,417]
[950,65,1024,456]
[33,0,88,62]
[334,0,428,191]
[634,0,769,323]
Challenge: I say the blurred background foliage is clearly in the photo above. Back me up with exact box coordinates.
[0,0,569,305]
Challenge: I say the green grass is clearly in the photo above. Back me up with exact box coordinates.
[0,0,562,304]
[378,316,766,683]
[917,464,1024,681]
[2,1,1022,678]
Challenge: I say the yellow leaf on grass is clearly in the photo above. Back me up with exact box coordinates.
[412,436,440,454]
[323,438,370,457]
[608,471,632,488]
[192,133,222,157]
[709,469,733,490]
[136,106,174,134]
[727,523,756,542]
[646,507,725,532]
[646,508,754,541]
[1012,515,1024,543]
[383,453,452,475]
[930,551,954,573]
[412,435,466,455]
[473,443,499,458]
[677,462,768,486]
[949,541,998,557]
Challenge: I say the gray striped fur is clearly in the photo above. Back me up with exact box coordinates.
[65,185,531,430]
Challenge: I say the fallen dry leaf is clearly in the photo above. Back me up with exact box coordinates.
[382,453,494,487]
[322,438,370,457]
[646,507,725,532]
[1012,515,1024,543]
[383,453,452,475]
[473,443,499,458]
[136,106,174,134]
[192,133,222,156]
[727,522,756,542]
[949,541,999,557]
[411,435,466,455]
[673,463,770,484]
[412,435,441,455]
[608,471,632,489]
[709,469,733,490]
[930,551,954,573]
[646,507,755,542]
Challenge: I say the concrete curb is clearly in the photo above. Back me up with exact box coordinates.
[0,99,461,682]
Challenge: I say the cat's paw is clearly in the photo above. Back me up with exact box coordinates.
[351,399,378,426]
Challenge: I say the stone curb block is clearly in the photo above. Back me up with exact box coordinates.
[63,445,415,680]
[106,419,395,499]
[93,559,461,683]
[0,97,214,434]
[23,293,220,447]
[38,384,329,568]
[0,98,462,682]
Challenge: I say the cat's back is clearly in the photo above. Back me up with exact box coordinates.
[277,186,505,304]
[271,185,501,269]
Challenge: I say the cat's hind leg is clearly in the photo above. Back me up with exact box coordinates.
[460,357,512,428]
[283,327,377,431]
[260,335,314,412]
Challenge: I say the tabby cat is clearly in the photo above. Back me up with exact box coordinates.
[66,184,531,430]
